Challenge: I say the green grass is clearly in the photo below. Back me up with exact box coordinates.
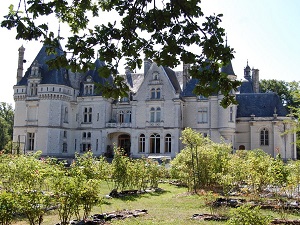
[12,182,300,225]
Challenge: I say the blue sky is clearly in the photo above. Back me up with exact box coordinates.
[1,0,299,106]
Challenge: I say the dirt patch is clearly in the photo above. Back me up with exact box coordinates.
[68,209,148,225]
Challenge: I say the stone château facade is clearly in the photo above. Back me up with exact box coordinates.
[12,45,297,160]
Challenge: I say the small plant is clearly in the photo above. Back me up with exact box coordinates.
[226,204,271,225]
[203,191,217,215]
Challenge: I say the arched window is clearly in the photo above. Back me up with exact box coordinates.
[150,133,160,153]
[151,88,156,99]
[150,107,155,122]
[82,132,86,138]
[118,110,124,123]
[156,107,161,122]
[260,128,269,146]
[125,110,132,123]
[139,134,145,153]
[156,88,161,99]
[87,132,91,138]
[165,134,171,153]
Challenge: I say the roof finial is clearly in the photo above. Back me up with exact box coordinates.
[247,59,249,66]
[225,33,228,47]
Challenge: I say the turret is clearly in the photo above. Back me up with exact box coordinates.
[17,45,25,83]
[244,60,251,80]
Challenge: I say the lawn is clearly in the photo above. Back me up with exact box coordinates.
[11,181,300,225]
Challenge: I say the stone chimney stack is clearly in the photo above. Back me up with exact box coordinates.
[252,68,260,93]
[182,63,190,90]
[144,58,152,76]
[17,45,25,83]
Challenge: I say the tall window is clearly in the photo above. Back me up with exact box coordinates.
[151,88,156,99]
[62,143,67,153]
[64,107,68,123]
[150,133,160,153]
[198,107,208,123]
[165,134,171,153]
[229,106,233,122]
[28,133,35,151]
[156,88,161,99]
[83,107,92,123]
[84,84,94,95]
[260,128,269,146]
[125,110,132,123]
[82,143,91,152]
[29,83,38,96]
[150,107,161,122]
[139,134,145,153]
[118,110,124,123]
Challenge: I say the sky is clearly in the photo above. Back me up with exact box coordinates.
[1,0,300,106]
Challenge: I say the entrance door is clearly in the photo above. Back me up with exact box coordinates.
[118,134,131,156]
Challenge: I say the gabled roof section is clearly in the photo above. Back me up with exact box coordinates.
[236,92,288,117]
[17,44,71,86]
[163,66,181,93]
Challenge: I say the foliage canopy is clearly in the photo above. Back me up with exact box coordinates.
[2,0,240,107]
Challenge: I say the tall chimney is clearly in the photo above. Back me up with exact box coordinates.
[182,63,190,90]
[252,68,260,93]
[144,58,152,76]
[17,45,25,83]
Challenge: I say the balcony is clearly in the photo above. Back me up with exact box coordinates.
[146,121,164,127]
[106,122,132,128]
[26,120,38,126]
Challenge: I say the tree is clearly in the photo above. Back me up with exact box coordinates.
[1,1,239,107]
[260,79,298,110]
[0,103,14,152]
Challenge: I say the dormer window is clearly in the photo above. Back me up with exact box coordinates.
[84,84,94,95]
[30,60,40,77]
[84,76,94,95]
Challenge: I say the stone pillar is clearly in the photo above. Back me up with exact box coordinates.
[17,45,25,83]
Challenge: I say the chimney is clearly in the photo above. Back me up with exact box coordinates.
[182,63,190,90]
[17,45,25,83]
[252,68,260,93]
[144,58,152,76]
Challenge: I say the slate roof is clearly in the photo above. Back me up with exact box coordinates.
[239,79,254,93]
[17,44,71,87]
[236,93,288,117]
[163,66,181,93]
[221,61,235,75]
[181,78,198,97]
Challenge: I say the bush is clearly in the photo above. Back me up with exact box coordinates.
[226,204,271,225]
